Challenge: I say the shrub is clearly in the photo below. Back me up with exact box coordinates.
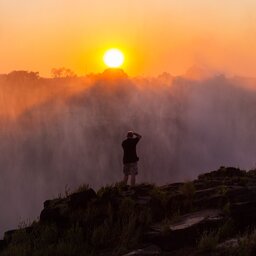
[180,181,195,210]
[223,202,231,216]
[218,185,228,196]
[97,184,120,199]
[217,219,236,241]
[149,186,168,206]
[119,197,136,218]
[180,181,195,198]
[75,184,89,193]
[198,231,219,253]
[234,229,256,256]
[91,222,112,249]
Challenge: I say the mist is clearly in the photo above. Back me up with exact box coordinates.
[1,68,256,236]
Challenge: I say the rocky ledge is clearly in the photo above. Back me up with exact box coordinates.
[2,166,256,255]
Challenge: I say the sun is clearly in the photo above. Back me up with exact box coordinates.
[103,49,124,68]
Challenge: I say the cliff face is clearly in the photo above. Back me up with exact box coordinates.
[2,166,256,256]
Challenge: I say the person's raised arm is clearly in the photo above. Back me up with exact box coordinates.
[133,132,142,140]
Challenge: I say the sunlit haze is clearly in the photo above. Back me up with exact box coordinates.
[1,0,256,77]
[2,0,256,240]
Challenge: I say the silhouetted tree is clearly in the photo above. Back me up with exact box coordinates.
[51,68,77,78]
[7,71,39,81]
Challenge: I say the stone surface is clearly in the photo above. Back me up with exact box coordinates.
[198,167,246,180]
[145,209,224,251]
[123,245,161,256]
[136,196,152,205]
[43,198,64,208]
[40,202,69,225]
[230,200,256,227]
[217,238,239,250]
[193,194,227,209]
[169,209,223,231]
[4,229,18,244]
[4,227,33,245]
[68,188,97,209]
[0,240,6,251]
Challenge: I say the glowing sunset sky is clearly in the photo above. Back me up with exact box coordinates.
[1,0,256,77]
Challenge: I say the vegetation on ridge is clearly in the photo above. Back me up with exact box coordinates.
[2,167,256,255]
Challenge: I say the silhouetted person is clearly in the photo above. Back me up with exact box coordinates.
[122,131,142,186]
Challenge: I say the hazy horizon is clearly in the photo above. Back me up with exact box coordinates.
[2,0,256,77]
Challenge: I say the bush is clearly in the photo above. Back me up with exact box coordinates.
[180,181,195,211]
[234,229,256,256]
[180,181,196,198]
[217,219,236,241]
[198,231,219,253]
[91,222,112,249]
[149,186,168,206]
[75,184,89,193]
[2,184,154,256]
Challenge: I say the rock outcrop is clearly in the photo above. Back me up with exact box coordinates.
[2,166,256,255]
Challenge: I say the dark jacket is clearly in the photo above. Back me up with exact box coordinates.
[122,137,140,164]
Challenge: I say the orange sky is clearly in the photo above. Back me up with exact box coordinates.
[1,0,256,77]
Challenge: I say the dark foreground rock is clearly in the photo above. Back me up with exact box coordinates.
[0,240,6,251]
[3,166,256,256]
[122,245,162,256]
[145,209,224,251]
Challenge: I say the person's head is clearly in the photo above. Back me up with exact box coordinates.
[127,131,134,138]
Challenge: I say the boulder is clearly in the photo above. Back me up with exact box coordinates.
[169,209,223,232]
[194,179,226,189]
[145,209,224,251]
[149,196,166,221]
[216,238,239,250]
[68,188,97,209]
[136,196,152,206]
[132,184,156,196]
[247,169,256,177]
[194,187,220,199]
[226,186,256,203]
[122,245,161,256]
[40,202,69,226]
[230,200,256,227]
[43,198,64,208]
[166,193,186,213]
[4,227,33,244]
[160,183,183,193]
[193,194,227,209]
[198,167,246,180]
[0,240,6,251]
[4,229,17,244]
